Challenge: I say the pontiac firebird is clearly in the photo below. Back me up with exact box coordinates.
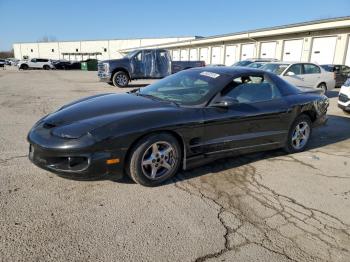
[28,67,329,186]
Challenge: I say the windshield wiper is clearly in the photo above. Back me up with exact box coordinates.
[135,93,180,107]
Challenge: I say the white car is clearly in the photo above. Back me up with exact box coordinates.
[260,62,335,92]
[18,58,54,70]
[338,78,350,113]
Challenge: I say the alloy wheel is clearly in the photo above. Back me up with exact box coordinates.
[291,121,310,150]
[116,73,128,86]
[141,141,177,180]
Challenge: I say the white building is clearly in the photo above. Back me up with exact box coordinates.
[13,17,350,66]
[122,16,350,66]
[12,37,196,61]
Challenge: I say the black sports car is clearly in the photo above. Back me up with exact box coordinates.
[28,67,329,186]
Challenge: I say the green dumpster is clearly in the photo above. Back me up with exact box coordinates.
[81,62,88,71]
[81,59,98,71]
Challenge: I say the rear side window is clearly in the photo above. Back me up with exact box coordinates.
[303,64,321,74]
[37,59,48,62]
[224,75,281,103]
[286,64,303,75]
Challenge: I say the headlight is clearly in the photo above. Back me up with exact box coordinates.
[51,122,96,139]
[103,63,109,72]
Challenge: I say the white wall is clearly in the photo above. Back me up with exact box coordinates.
[13,37,195,60]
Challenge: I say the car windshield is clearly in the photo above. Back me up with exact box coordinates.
[260,63,289,75]
[135,70,232,106]
[125,50,139,58]
[232,60,252,67]
[247,62,266,68]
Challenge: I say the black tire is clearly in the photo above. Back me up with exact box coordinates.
[43,65,50,70]
[112,71,129,87]
[126,133,181,186]
[284,115,312,153]
[317,83,327,94]
[20,64,29,70]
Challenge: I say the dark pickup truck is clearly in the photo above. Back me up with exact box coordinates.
[98,49,205,87]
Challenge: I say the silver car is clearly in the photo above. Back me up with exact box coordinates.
[260,62,335,92]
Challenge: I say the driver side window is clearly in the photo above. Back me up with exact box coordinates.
[285,64,303,75]
[223,75,281,103]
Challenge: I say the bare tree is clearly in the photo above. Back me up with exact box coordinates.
[0,49,14,59]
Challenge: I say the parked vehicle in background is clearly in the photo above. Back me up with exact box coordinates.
[98,48,205,87]
[246,62,267,69]
[338,77,350,113]
[0,59,5,69]
[232,58,278,67]
[18,58,55,70]
[53,60,81,70]
[321,64,350,88]
[260,62,335,92]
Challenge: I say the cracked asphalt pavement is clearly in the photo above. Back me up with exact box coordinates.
[1,68,350,261]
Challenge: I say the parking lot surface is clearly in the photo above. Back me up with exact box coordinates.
[1,68,350,262]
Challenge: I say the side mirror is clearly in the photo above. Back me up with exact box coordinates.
[286,71,295,76]
[211,97,239,108]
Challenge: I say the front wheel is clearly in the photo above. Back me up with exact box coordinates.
[284,115,312,153]
[126,133,181,186]
[112,71,129,87]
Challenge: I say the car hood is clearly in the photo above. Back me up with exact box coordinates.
[42,93,172,138]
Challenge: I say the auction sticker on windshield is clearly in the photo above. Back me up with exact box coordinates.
[200,71,220,78]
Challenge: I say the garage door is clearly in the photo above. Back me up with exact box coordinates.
[225,45,237,65]
[211,46,222,64]
[345,36,350,66]
[260,42,277,58]
[283,39,303,62]
[199,48,209,64]
[241,43,255,60]
[180,49,189,61]
[310,36,337,64]
[172,50,180,61]
[189,48,198,61]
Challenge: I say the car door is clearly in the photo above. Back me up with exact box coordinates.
[201,74,290,155]
[340,66,350,85]
[29,58,38,68]
[283,63,305,87]
[130,51,144,78]
[301,63,322,88]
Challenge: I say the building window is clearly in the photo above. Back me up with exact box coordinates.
[104,48,107,52]
[52,49,54,52]
[76,48,79,52]
[30,49,33,52]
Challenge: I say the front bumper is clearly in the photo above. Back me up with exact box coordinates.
[28,127,125,180]
[97,71,111,82]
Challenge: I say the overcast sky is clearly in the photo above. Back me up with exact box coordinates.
[1,0,349,51]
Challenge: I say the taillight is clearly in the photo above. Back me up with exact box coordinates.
[333,72,336,80]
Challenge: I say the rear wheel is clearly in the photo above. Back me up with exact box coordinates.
[20,64,29,70]
[284,115,312,153]
[126,133,181,186]
[43,65,50,70]
[317,83,327,94]
[112,71,129,87]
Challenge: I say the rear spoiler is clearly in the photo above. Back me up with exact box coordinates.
[296,86,323,95]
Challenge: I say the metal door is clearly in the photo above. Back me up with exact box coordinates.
[310,37,337,64]
[199,48,209,64]
[225,45,237,65]
[260,42,277,58]
[189,49,198,61]
[241,43,255,60]
[211,46,222,64]
[283,39,303,62]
